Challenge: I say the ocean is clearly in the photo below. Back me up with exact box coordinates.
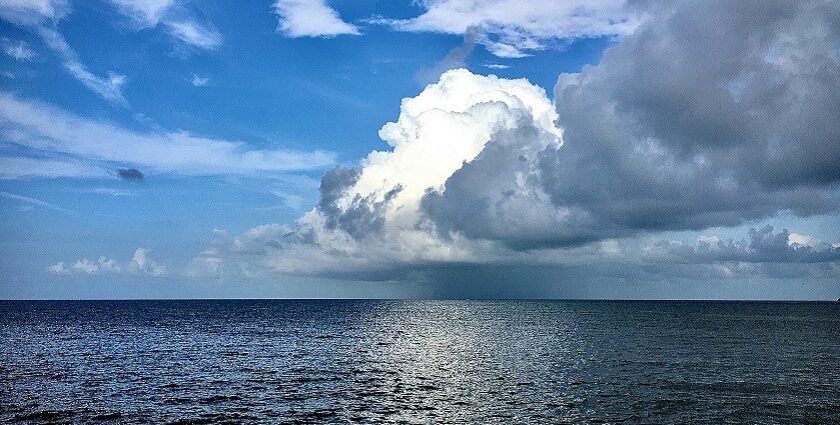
[1,300,839,424]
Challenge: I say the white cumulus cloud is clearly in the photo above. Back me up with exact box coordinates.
[273,0,359,37]
[195,69,563,276]
[47,248,165,277]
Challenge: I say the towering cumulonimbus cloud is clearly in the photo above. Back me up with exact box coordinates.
[194,0,840,281]
[214,69,563,275]
[423,0,840,249]
[539,0,840,238]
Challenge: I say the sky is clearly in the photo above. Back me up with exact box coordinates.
[1,0,839,300]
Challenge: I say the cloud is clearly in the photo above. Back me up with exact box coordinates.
[129,248,166,276]
[0,92,336,178]
[164,20,221,49]
[47,248,166,277]
[379,0,840,252]
[37,27,127,104]
[533,0,840,244]
[416,26,478,85]
[0,156,108,179]
[376,0,639,57]
[636,226,840,280]
[116,167,144,181]
[483,63,509,70]
[188,69,562,277]
[788,233,819,248]
[191,73,210,87]
[2,38,35,60]
[273,0,359,37]
[109,0,173,25]
[0,0,68,25]
[0,190,70,212]
[191,0,840,282]
[185,254,223,278]
[109,0,222,49]
[0,0,127,103]
[82,187,136,197]
[46,261,69,275]
[643,226,840,265]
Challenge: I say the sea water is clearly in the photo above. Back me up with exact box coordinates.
[1,300,839,423]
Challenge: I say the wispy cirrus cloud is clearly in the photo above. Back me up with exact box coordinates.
[1,37,36,61]
[109,0,222,49]
[37,27,127,104]
[0,92,336,178]
[191,73,210,87]
[81,187,136,197]
[0,0,128,103]
[0,0,69,25]
[374,0,640,58]
[0,190,70,212]
[273,0,359,37]
[0,156,108,179]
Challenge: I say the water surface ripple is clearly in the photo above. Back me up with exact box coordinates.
[1,300,839,423]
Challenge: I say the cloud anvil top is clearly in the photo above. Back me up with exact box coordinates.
[0,0,839,300]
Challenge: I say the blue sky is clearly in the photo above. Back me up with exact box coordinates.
[2,0,839,299]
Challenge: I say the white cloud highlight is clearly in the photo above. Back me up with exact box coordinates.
[130,248,166,276]
[273,0,359,37]
[788,233,819,248]
[195,69,563,275]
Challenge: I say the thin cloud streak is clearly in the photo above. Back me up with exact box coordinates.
[0,0,128,103]
[37,27,127,105]
[109,0,222,49]
[0,191,71,212]
[0,93,337,178]
[376,0,639,57]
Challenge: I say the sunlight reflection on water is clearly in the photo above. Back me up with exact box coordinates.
[1,300,839,423]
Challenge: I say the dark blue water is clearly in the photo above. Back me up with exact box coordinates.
[1,300,839,424]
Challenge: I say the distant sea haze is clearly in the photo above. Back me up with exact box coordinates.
[2,300,839,423]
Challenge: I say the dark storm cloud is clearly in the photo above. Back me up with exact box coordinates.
[422,0,840,249]
[318,166,361,224]
[318,166,403,239]
[646,225,840,264]
[117,168,144,181]
[196,1,839,291]
[544,0,840,229]
[422,116,593,249]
